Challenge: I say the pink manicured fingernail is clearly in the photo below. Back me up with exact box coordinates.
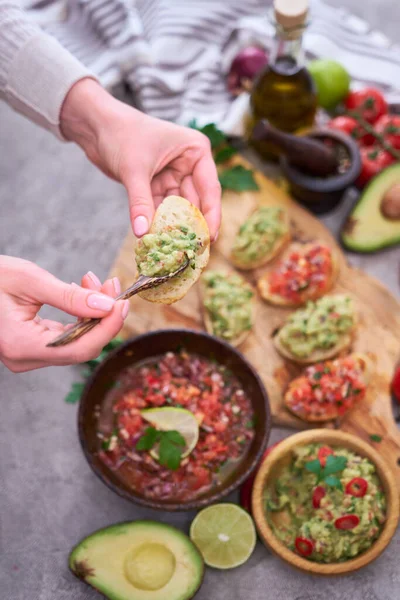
[122,300,129,319]
[87,293,115,311]
[133,216,149,237]
[87,271,102,287]
[113,277,121,295]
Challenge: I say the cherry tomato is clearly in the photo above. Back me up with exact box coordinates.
[375,114,400,150]
[392,366,400,404]
[312,486,326,508]
[357,145,394,188]
[345,88,388,124]
[239,442,281,513]
[328,116,373,146]
[317,446,334,467]
[345,477,368,497]
[334,515,360,530]
[295,537,314,557]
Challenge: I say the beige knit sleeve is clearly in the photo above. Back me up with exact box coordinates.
[0,1,96,139]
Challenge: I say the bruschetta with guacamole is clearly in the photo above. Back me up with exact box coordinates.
[135,195,210,304]
[230,206,290,270]
[258,241,339,307]
[201,271,255,346]
[284,353,372,422]
[273,295,356,365]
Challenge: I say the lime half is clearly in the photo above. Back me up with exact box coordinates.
[190,504,256,569]
[140,407,199,459]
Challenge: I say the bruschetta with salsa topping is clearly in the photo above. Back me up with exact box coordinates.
[284,353,372,422]
[230,206,290,270]
[258,241,338,307]
[273,295,356,365]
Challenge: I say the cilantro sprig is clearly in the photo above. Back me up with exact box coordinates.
[189,120,259,192]
[64,337,124,404]
[306,454,348,490]
[136,426,186,471]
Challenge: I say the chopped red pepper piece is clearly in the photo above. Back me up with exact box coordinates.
[334,515,360,530]
[295,537,314,557]
[345,477,368,497]
[312,485,326,508]
[318,446,334,467]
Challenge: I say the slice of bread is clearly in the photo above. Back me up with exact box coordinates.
[230,206,291,271]
[284,353,372,422]
[258,242,339,307]
[200,272,255,347]
[136,196,210,304]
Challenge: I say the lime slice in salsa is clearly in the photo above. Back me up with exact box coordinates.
[190,503,256,569]
[140,407,199,459]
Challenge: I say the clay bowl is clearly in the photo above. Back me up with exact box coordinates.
[252,429,399,575]
[78,329,271,511]
[280,128,362,215]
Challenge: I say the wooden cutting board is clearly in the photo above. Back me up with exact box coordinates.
[110,161,400,493]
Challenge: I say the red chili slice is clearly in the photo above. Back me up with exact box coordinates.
[334,515,360,530]
[295,537,314,557]
[345,477,368,497]
[312,486,326,508]
[317,446,334,467]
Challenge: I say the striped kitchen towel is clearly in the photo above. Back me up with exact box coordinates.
[25,0,400,134]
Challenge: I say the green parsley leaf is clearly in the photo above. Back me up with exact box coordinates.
[136,427,159,451]
[158,434,182,471]
[305,459,322,475]
[65,382,85,404]
[322,455,348,477]
[324,475,342,490]
[219,165,259,192]
[198,123,226,149]
[163,430,186,446]
[370,434,382,443]
[214,146,238,164]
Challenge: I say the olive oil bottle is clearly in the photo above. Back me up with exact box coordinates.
[249,0,317,160]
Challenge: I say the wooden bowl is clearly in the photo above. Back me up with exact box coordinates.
[78,329,271,511]
[252,429,399,575]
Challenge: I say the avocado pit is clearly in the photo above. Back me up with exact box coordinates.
[124,543,176,591]
[381,183,400,220]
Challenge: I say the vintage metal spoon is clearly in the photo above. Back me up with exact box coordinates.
[47,257,190,348]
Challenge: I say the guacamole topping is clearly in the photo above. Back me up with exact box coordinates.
[136,225,199,277]
[203,272,253,341]
[265,443,386,563]
[278,295,355,358]
[232,206,288,264]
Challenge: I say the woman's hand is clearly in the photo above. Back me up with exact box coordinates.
[0,256,128,373]
[60,79,221,241]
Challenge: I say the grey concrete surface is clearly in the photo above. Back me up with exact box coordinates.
[1,2,400,599]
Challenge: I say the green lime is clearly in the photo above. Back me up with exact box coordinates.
[141,407,199,459]
[308,59,350,110]
[190,503,257,569]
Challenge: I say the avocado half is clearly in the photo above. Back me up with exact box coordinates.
[341,162,400,252]
[69,521,204,600]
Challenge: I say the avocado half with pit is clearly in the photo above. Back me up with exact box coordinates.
[341,162,400,252]
[69,521,204,600]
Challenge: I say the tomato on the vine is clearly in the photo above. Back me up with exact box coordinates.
[357,145,394,188]
[328,116,373,146]
[375,114,400,150]
[345,88,387,124]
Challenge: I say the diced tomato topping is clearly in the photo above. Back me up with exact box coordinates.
[268,244,333,303]
[345,477,368,497]
[312,486,326,508]
[295,537,314,557]
[317,446,334,467]
[334,515,360,530]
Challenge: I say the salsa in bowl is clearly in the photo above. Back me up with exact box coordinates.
[78,330,270,511]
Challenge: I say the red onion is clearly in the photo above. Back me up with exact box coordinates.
[227,46,268,96]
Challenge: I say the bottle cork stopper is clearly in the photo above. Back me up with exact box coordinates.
[274,0,308,31]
